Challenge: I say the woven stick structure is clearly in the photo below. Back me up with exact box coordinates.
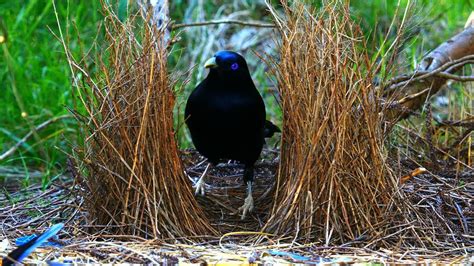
[66,4,215,238]
[263,1,398,244]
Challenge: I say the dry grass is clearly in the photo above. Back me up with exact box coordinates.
[262,1,398,244]
[0,158,471,263]
[60,3,215,238]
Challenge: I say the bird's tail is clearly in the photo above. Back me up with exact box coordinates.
[2,223,64,266]
[264,120,281,139]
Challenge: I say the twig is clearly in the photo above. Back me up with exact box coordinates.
[385,55,474,91]
[395,124,474,170]
[390,71,474,91]
[0,115,72,161]
[172,20,276,30]
[435,117,474,128]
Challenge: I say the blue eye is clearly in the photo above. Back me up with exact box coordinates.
[231,63,239,70]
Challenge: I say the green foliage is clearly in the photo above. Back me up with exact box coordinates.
[0,1,101,180]
[356,0,471,44]
[0,0,472,184]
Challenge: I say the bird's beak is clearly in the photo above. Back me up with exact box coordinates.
[204,57,218,68]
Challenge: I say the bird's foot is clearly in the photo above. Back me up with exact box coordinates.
[194,163,211,196]
[194,178,206,196]
[238,193,254,220]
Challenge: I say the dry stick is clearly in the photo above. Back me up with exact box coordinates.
[63,242,161,264]
[385,55,474,91]
[121,52,155,224]
[395,124,474,171]
[172,20,276,30]
[0,115,72,161]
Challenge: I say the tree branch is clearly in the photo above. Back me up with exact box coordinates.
[172,20,276,30]
[384,25,474,122]
[385,55,474,91]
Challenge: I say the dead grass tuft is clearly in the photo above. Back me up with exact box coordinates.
[263,0,398,244]
[61,3,215,238]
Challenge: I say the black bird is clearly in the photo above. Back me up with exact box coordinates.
[185,51,279,219]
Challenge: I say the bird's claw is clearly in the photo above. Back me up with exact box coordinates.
[194,179,206,196]
[238,193,254,220]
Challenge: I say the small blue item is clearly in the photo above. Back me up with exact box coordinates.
[48,260,74,266]
[268,250,310,261]
[14,223,64,262]
[267,250,347,264]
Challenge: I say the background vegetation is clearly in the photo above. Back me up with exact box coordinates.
[0,0,472,186]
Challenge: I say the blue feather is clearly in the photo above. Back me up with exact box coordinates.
[16,223,64,262]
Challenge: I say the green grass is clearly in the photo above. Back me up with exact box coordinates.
[0,0,101,185]
[0,0,472,185]
[351,0,472,62]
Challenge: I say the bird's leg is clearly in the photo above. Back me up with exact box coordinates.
[239,181,254,220]
[238,166,254,219]
[194,163,212,196]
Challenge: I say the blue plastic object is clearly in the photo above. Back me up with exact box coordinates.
[268,250,310,261]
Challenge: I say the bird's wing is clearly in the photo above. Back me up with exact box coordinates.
[185,79,209,125]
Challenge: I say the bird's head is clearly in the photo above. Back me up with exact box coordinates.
[204,51,250,80]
